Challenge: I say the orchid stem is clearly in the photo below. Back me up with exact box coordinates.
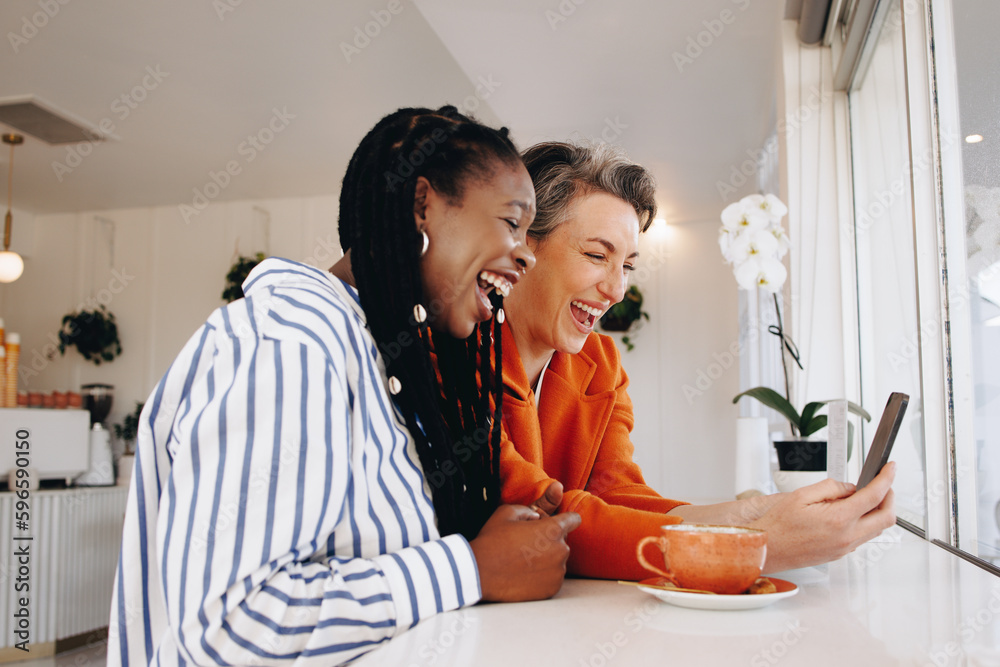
[772,292,798,437]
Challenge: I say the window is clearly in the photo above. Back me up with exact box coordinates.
[942,0,1000,564]
[843,0,1000,568]
[848,0,927,530]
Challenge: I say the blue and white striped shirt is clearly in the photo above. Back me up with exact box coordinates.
[109,258,481,667]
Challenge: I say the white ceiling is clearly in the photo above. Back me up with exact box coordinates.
[1,0,785,224]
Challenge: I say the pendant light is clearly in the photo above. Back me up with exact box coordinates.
[0,133,25,283]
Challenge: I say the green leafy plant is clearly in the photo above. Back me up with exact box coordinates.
[733,386,871,456]
[114,401,144,454]
[58,306,122,365]
[599,285,650,351]
[222,252,266,303]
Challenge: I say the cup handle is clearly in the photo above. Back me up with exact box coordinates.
[636,536,674,582]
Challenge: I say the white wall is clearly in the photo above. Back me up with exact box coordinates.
[617,220,740,501]
[0,195,340,448]
[1,197,739,501]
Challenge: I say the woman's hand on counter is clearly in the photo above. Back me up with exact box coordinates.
[470,496,581,602]
[530,480,564,516]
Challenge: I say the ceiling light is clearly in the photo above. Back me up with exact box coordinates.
[0,133,25,283]
[965,134,984,144]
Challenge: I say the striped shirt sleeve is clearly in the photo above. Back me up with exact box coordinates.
[154,314,480,666]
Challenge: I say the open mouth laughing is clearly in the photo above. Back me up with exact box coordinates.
[474,270,515,321]
[570,300,605,332]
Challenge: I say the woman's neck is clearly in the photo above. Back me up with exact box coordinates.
[328,250,356,287]
[507,318,555,393]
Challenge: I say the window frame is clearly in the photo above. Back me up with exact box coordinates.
[837,0,985,559]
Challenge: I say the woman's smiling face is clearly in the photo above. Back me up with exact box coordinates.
[505,191,640,355]
[417,162,537,339]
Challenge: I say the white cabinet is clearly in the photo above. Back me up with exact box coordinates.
[0,486,127,655]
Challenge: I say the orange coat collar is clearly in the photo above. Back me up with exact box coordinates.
[500,320,606,403]
[500,321,619,490]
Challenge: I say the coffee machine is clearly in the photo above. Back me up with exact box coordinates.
[75,383,116,486]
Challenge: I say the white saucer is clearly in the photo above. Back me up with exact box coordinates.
[635,577,798,611]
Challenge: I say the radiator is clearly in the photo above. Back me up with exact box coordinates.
[0,486,128,648]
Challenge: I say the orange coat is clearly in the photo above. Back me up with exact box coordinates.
[498,322,687,581]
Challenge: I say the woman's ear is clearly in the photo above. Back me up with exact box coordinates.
[413,176,431,225]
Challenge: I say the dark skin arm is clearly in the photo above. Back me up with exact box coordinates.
[469,482,580,601]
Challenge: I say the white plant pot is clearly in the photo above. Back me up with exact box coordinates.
[734,417,773,496]
[117,453,135,486]
[773,470,828,493]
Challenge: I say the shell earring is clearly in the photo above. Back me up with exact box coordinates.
[412,228,429,329]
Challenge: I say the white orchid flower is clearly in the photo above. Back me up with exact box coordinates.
[742,193,788,221]
[728,228,779,265]
[721,202,744,229]
[765,194,788,219]
[721,201,769,233]
[720,193,790,291]
[719,227,734,262]
[770,225,791,258]
[734,256,788,292]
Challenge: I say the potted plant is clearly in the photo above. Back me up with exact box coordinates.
[113,401,144,486]
[58,306,122,365]
[114,401,145,455]
[223,252,266,303]
[732,387,871,470]
[719,194,871,477]
[598,285,649,352]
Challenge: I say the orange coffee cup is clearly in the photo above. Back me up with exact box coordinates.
[636,524,767,594]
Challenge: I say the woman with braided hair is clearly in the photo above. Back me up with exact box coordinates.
[110,107,580,667]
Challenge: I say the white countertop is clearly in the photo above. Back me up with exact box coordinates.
[354,527,1000,666]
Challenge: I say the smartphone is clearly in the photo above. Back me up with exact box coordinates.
[856,392,909,489]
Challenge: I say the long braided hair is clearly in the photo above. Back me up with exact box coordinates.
[338,106,520,539]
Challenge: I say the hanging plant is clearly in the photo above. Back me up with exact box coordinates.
[599,285,649,351]
[58,306,122,365]
[222,252,266,303]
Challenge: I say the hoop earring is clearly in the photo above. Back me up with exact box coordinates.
[420,229,430,257]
